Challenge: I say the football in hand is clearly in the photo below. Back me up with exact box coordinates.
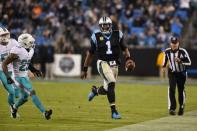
[125,59,135,71]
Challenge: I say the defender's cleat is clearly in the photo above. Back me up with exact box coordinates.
[169,109,176,116]
[112,111,121,119]
[178,108,184,116]
[44,109,52,120]
[10,105,18,118]
[88,86,98,101]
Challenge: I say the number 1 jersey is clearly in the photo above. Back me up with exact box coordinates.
[89,30,127,63]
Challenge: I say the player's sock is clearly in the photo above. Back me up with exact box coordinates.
[31,95,45,113]
[15,98,28,109]
[14,88,20,98]
[110,104,116,112]
[8,93,15,106]
[15,93,28,108]
[98,86,107,95]
[107,82,115,104]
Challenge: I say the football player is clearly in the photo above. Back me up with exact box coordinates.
[81,16,135,119]
[0,27,19,118]
[2,33,52,120]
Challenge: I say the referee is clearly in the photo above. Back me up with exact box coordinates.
[163,36,191,116]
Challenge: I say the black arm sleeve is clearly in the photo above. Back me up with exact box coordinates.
[28,63,38,72]
[119,37,127,51]
[118,31,127,51]
[88,39,96,54]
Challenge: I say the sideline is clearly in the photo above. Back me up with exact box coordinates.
[106,110,197,131]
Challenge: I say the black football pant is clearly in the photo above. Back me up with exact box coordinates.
[168,71,186,110]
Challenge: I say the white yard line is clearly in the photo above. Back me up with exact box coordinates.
[107,110,197,131]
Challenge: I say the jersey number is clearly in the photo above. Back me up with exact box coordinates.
[19,60,30,71]
[106,41,112,55]
[0,53,8,61]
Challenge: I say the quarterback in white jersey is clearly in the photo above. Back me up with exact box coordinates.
[2,33,52,120]
[0,27,19,118]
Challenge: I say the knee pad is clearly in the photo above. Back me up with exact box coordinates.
[30,90,36,96]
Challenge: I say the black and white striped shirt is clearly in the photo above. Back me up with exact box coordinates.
[163,48,191,72]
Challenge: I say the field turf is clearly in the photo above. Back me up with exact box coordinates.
[0,80,197,131]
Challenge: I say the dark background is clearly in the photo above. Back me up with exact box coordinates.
[81,48,197,78]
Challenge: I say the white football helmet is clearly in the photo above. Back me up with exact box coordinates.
[0,27,10,43]
[18,33,35,49]
[98,16,112,34]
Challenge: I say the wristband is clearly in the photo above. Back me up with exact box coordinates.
[82,67,88,72]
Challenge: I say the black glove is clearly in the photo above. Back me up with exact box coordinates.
[81,67,88,79]
[7,77,14,84]
[33,70,43,77]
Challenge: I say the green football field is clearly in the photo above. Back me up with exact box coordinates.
[0,79,197,131]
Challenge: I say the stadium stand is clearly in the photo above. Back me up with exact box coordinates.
[0,0,196,77]
[1,0,196,50]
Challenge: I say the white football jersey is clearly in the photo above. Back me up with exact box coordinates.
[0,39,19,71]
[10,46,34,77]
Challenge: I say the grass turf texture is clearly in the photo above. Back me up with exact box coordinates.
[0,81,197,131]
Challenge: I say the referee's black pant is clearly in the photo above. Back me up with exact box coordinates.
[168,70,186,110]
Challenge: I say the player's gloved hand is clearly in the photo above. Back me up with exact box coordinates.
[81,71,87,79]
[81,67,88,79]
[33,70,43,77]
[7,77,14,84]
[125,57,135,71]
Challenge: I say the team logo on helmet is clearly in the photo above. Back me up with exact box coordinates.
[0,27,10,43]
[18,33,35,49]
[98,16,112,34]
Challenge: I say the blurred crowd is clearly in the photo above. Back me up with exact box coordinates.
[0,0,197,78]
[1,0,197,50]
